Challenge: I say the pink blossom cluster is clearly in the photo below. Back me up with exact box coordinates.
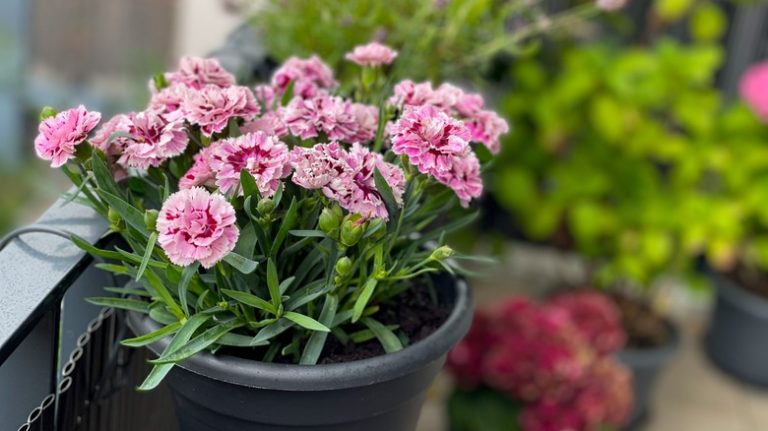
[271,55,337,100]
[446,291,632,431]
[34,105,101,168]
[283,95,378,143]
[740,61,768,122]
[345,41,398,67]
[389,80,509,154]
[290,142,405,220]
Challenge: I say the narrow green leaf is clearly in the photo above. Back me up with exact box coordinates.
[281,80,295,106]
[91,151,122,198]
[149,304,178,325]
[284,311,330,332]
[60,172,95,207]
[135,231,158,281]
[150,320,242,364]
[352,279,378,323]
[288,229,326,238]
[71,234,124,260]
[251,318,294,345]
[221,289,276,314]
[103,286,151,297]
[300,295,338,364]
[266,258,281,310]
[218,332,269,347]
[234,222,257,259]
[374,168,399,228]
[278,276,296,295]
[270,198,298,256]
[350,325,399,343]
[121,322,181,347]
[138,314,210,391]
[95,263,135,276]
[223,252,259,274]
[98,190,149,236]
[240,169,259,198]
[143,268,185,320]
[178,262,199,317]
[86,297,149,313]
[361,317,403,353]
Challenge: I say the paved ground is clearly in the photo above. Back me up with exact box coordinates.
[415,242,768,431]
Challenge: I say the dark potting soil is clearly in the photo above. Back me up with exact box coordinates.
[319,282,451,364]
[610,293,670,349]
[726,266,768,300]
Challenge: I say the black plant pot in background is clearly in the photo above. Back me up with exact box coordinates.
[706,273,768,386]
[617,321,679,429]
[127,276,472,431]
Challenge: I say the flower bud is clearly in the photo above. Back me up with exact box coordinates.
[39,106,57,121]
[108,208,122,231]
[335,256,352,276]
[144,209,159,232]
[257,198,275,216]
[318,206,342,235]
[340,214,366,247]
[430,245,455,261]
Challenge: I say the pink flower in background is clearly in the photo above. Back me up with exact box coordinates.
[548,290,627,356]
[183,85,260,136]
[179,147,216,190]
[34,105,101,168]
[208,131,291,197]
[253,84,277,110]
[345,42,398,66]
[389,80,435,107]
[465,110,509,154]
[574,358,633,429]
[595,0,627,11]
[148,84,188,122]
[290,142,404,220]
[117,110,188,170]
[435,153,483,207]
[272,55,336,99]
[283,95,378,143]
[90,113,131,156]
[740,61,768,121]
[241,112,288,137]
[454,92,485,117]
[157,187,239,268]
[347,103,379,142]
[166,56,236,89]
[521,398,586,431]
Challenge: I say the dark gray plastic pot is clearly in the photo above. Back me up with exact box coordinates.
[706,272,768,386]
[617,321,679,429]
[127,276,472,431]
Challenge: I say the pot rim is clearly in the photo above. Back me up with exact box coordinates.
[127,276,472,391]
[709,271,768,319]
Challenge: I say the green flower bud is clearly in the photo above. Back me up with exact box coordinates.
[144,209,159,232]
[430,245,455,261]
[108,208,122,231]
[335,256,352,276]
[340,214,366,247]
[39,106,57,121]
[257,198,275,215]
[318,206,342,235]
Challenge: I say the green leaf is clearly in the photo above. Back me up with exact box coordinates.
[98,190,149,236]
[178,262,199,317]
[91,151,122,198]
[223,252,259,274]
[60,172,95,207]
[103,286,151,297]
[278,276,296,295]
[288,229,326,238]
[300,295,338,364]
[149,304,178,325]
[150,320,242,364]
[143,269,185,320]
[138,314,210,391]
[86,297,149,313]
[240,169,259,198]
[218,332,269,347]
[251,318,294,345]
[270,198,299,256]
[71,234,124,260]
[234,222,257,259]
[360,317,403,353]
[350,325,399,343]
[352,279,378,323]
[221,289,276,314]
[266,258,282,310]
[373,168,400,229]
[135,231,158,281]
[284,311,330,332]
[121,321,182,347]
[281,79,295,106]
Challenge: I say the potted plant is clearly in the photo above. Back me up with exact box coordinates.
[445,290,633,431]
[32,43,509,430]
[704,60,768,386]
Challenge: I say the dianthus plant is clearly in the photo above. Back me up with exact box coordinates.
[34,43,508,389]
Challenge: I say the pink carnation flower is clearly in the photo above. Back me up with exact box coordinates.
[390,105,471,171]
[183,85,260,137]
[157,187,239,269]
[283,95,378,143]
[740,61,768,122]
[389,80,435,107]
[345,41,398,66]
[148,84,188,122]
[465,110,509,154]
[117,110,188,170]
[34,105,101,168]
[435,153,483,208]
[241,112,288,137]
[166,56,236,90]
[253,84,277,110]
[289,142,405,220]
[90,113,132,180]
[179,147,216,190]
[548,290,627,356]
[272,55,336,99]
[208,131,291,197]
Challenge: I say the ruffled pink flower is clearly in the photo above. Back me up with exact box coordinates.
[208,131,291,197]
[740,61,768,121]
[283,95,378,143]
[465,110,509,154]
[345,41,398,66]
[389,80,435,107]
[390,105,471,171]
[117,110,188,170]
[157,187,239,268]
[34,105,101,168]
[548,290,627,356]
[179,147,216,189]
[166,56,236,90]
[183,85,259,137]
[253,84,277,110]
[241,112,288,137]
[435,153,483,207]
[148,84,188,122]
[272,56,336,99]
[289,142,405,220]
[90,113,132,180]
